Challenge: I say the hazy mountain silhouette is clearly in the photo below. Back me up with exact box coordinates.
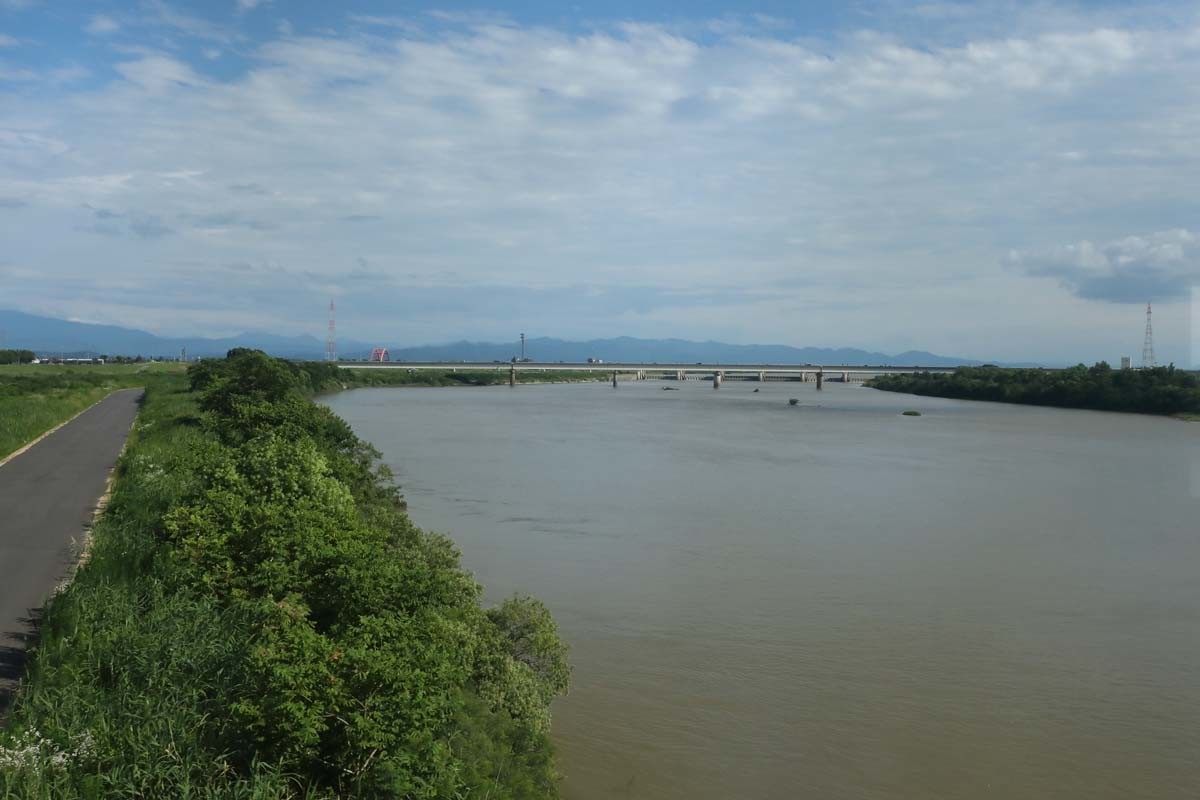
[0,309,369,359]
[383,336,1009,366]
[0,309,1034,366]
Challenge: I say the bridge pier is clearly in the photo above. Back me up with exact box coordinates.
[842,371,849,383]
[758,371,766,382]
[676,370,685,381]
[816,371,823,391]
[713,371,722,390]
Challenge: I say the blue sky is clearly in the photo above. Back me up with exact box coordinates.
[1,0,1198,364]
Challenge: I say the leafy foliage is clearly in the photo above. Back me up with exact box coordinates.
[0,349,36,364]
[870,363,1200,415]
[1,350,569,798]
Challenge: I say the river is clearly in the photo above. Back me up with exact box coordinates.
[321,379,1199,799]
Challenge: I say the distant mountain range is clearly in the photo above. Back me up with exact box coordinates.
[0,309,359,359]
[382,337,1020,366]
[0,309,1036,366]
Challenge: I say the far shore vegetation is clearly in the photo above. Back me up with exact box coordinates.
[869,363,1200,418]
[0,361,605,460]
[333,366,609,389]
[0,350,570,797]
[0,349,38,365]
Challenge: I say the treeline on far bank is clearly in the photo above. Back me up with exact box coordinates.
[0,349,37,364]
[286,361,607,391]
[869,363,1200,416]
[0,349,570,798]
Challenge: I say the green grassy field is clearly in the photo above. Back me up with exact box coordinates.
[0,364,186,460]
[1,352,569,798]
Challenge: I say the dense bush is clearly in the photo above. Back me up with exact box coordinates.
[0,349,569,798]
[870,362,1200,415]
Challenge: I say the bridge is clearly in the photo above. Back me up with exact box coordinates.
[337,361,958,385]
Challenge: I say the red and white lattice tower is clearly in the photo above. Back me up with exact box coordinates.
[326,300,337,362]
[1141,302,1155,368]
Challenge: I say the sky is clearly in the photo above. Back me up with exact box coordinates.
[1,0,1198,365]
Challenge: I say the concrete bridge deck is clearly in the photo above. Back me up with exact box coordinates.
[337,361,958,383]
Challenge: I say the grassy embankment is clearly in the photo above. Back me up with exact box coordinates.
[869,363,1200,418]
[0,363,602,460]
[0,364,186,460]
[0,350,570,798]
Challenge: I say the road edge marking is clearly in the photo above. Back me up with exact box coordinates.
[0,389,124,470]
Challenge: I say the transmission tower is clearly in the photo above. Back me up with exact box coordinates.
[326,300,337,362]
[1141,302,1155,368]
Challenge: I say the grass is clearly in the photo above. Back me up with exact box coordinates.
[0,374,322,798]
[0,364,186,460]
[1,355,569,798]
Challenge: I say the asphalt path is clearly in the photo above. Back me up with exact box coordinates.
[0,388,142,710]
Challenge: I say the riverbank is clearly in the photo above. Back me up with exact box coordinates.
[0,351,570,798]
[0,364,184,460]
[337,366,608,389]
[869,363,1200,417]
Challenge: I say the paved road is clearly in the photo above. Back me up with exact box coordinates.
[0,388,142,710]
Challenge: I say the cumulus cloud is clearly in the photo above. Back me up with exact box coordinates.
[1008,230,1200,303]
[2,5,1200,362]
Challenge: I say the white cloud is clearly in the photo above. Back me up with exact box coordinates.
[237,0,267,12]
[3,8,1200,362]
[113,55,205,92]
[85,15,120,35]
[139,0,234,44]
[1009,230,1200,303]
[0,65,36,80]
[0,34,17,48]
[348,15,420,32]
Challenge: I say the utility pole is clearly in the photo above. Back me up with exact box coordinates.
[520,332,525,362]
[326,300,337,362]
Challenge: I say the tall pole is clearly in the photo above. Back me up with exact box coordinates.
[1141,302,1156,368]
[326,300,337,362]
[520,332,525,362]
